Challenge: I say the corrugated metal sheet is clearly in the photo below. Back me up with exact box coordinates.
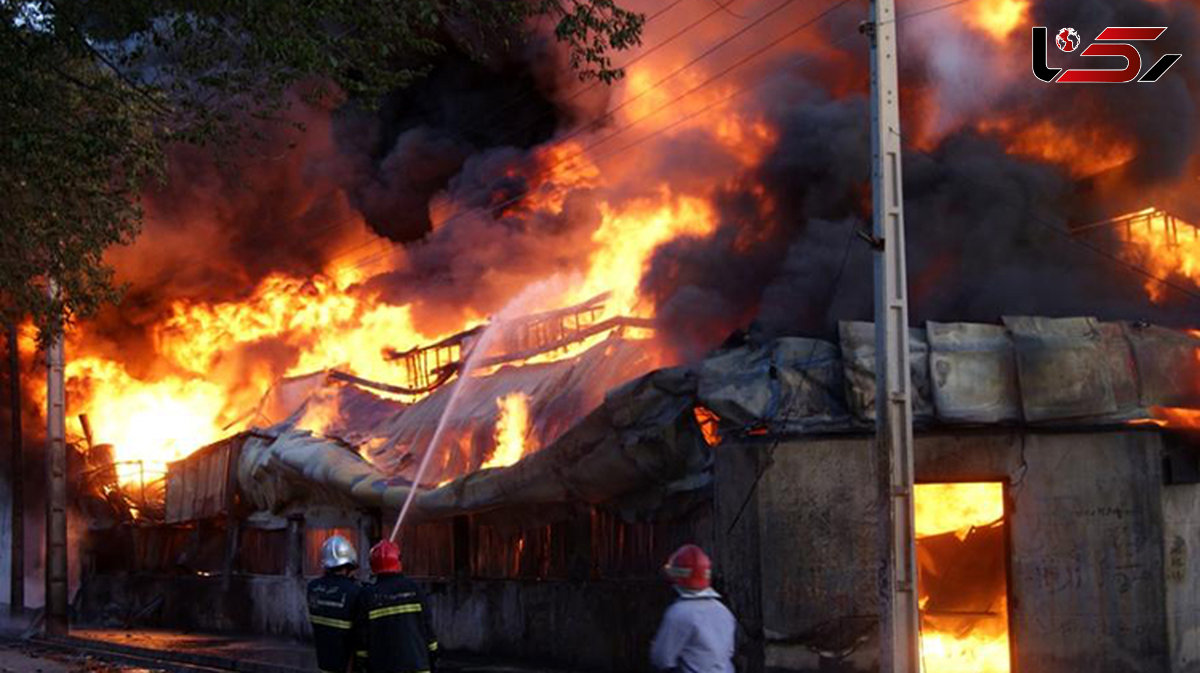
[926,321,1020,424]
[164,436,241,523]
[224,317,1200,523]
[1124,322,1200,409]
[1004,316,1121,421]
[838,322,935,423]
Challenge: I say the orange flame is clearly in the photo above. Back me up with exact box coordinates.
[914,482,1011,673]
[1114,209,1200,303]
[978,118,1136,178]
[484,392,537,469]
[1147,405,1200,429]
[962,0,1030,41]
[25,16,755,499]
[914,483,1004,539]
[693,405,722,447]
[65,357,229,484]
[577,190,718,316]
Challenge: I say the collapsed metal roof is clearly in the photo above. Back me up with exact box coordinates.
[173,316,1200,524]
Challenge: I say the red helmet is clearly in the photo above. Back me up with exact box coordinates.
[369,540,402,575]
[663,544,712,590]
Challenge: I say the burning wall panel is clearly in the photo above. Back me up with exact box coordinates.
[400,521,455,578]
[164,436,239,523]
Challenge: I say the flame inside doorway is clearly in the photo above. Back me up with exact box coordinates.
[914,482,1011,673]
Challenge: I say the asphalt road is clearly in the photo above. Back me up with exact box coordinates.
[0,641,149,673]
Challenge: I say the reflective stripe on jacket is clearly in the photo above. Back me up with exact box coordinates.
[308,573,366,673]
[360,573,438,673]
[650,588,736,673]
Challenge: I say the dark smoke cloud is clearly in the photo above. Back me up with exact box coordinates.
[334,42,592,244]
[363,144,604,334]
[82,0,1200,371]
[638,46,1200,360]
[84,37,583,363]
[351,128,474,242]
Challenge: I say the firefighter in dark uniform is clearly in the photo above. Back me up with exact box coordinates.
[361,540,438,673]
[308,535,365,673]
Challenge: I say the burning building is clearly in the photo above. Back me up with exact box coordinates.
[64,313,1200,673]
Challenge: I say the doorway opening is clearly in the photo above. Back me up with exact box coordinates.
[914,482,1012,673]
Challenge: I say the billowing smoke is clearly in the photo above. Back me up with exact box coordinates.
[634,0,1200,359]
[80,38,580,376]
[32,0,1200,432]
[335,42,588,244]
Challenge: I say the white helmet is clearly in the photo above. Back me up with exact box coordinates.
[320,535,358,570]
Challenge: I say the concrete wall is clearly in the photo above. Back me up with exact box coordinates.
[718,429,1174,673]
[422,579,674,672]
[79,573,311,637]
[713,441,766,672]
[1164,483,1200,673]
[1006,432,1166,673]
[77,428,1184,673]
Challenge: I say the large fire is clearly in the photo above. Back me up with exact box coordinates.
[16,0,1200,518]
[914,482,1011,673]
[484,392,537,470]
[24,163,719,491]
[977,118,1138,179]
[1109,208,1200,303]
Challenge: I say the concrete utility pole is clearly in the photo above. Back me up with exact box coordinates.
[866,1,920,672]
[45,283,68,635]
[8,323,23,616]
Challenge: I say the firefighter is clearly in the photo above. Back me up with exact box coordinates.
[308,535,365,673]
[361,539,438,673]
[650,544,737,673]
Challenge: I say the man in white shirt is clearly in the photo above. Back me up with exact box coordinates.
[650,544,737,673]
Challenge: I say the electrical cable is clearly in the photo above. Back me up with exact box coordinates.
[332,0,859,274]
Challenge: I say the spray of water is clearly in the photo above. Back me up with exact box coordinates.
[388,275,575,541]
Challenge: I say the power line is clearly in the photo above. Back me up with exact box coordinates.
[647,0,691,22]
[1029,210,1200,303]
[325,0,1200,313]
[440,0,703,152]
[192,0,979,287]
[551,0,805,150]
[407,0,792,192]
[250,0,726,274]
[333,0,858,275]
[579,0,855,156]
[287,0,865,277]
